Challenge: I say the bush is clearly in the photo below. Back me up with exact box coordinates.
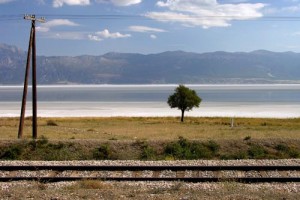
[243,136,251,141]
[46,120,58,126]
[206,140,220,154]
[38,135,49,145]
[164,137,219,160]
[93,144,111,160]
[47,142,65,150]
[190,142,213,159]
[165,142,184,158]
[0,145,23,160]
[276,144,300,158]
[248,145,267,159]
[140,143,156,160]
[28,136,50,150]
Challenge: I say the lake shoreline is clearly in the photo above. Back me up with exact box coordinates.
[1,102,300,118]
[1,84,300,118]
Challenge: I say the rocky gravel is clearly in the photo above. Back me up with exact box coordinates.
[0,159,300,179]
[0,159,299,200]
[0,159,300,166]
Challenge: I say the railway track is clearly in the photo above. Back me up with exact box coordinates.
[0,165,300,183]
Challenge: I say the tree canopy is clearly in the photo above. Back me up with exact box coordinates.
[168,85,202,122]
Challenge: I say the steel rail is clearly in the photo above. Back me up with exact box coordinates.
[0,165,300,171]
[0,165,299,183]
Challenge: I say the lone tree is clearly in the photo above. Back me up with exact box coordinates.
[168,85,201,122]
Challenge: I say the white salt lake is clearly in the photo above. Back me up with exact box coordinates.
[0,84,300,118]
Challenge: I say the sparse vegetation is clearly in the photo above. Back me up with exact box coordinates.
[1,117,300,140]
[248,144,268,159]
[0,144,24,160]
[276,143,300,158]
[244,136,251,141]
[140,141,157,160]
[163,137,220,160]
[0,137,298,160]
[93,144,112,160]
[0,117,299,160]
[46,120,58,126]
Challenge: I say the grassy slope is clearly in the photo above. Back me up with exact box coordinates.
[0,117,299,160]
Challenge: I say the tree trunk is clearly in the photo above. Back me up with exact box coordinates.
[181,109,185,122]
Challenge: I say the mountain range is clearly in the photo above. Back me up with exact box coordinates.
[1,43,300,84]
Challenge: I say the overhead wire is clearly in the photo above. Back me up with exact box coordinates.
[1,14,300,21]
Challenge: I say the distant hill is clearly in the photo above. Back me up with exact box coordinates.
[1,43,300,84]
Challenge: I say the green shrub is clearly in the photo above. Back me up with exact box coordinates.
[276,144,300,158]
[288,149,300,158]
[93,144,111,160]
[190,142,213,159]
[140,143,156,160]
[48,142,65,150]
[165,142,184,159]
[0,145,23,160]
[28,136,49,151]
[206,140,220,154]
[38,135,49,146]
[178,136,189,148]
[164,137,219,160]
[248,145,267,159]
[275,144,289,152]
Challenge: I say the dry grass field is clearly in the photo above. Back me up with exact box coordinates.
[0,117,300,140]
[0,117,299,160]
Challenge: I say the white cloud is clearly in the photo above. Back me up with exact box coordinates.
[264,4,300,15]
[36,27,50,32]
[0,0,14,3]
[219,0,249,3]
[89,29,131,41]
[96,0,141,6]
[37,19,79,32]
[53,0,90,7]
[42,31,87,40]
[150,34,157,39]
[88,35,103,41]
[45,19,79,27]
[128,26,167,33]
[36,0,46,4]
[146,0,265,28]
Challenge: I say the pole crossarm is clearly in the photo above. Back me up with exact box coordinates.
[24,15,46,23]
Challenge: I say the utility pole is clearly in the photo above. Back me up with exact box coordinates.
[18,15,45,139]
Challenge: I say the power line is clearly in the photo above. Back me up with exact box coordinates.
[2,14,300,21]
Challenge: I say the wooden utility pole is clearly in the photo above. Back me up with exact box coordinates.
[18,15,45,139]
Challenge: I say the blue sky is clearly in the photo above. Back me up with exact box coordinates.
[1,0,300,56]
